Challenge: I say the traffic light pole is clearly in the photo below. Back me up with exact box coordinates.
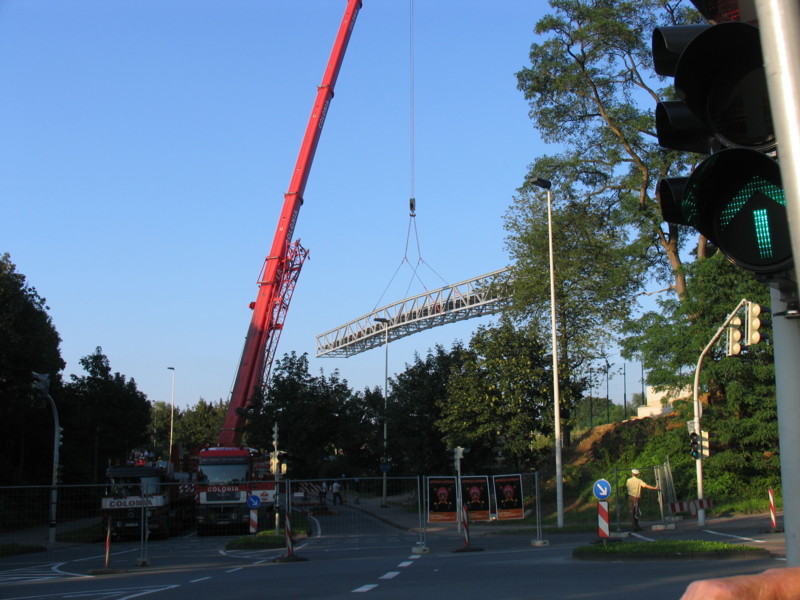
[770,288,800,567]
[756,0,800,568]
[692,299,748,527]
[756,0,800,295]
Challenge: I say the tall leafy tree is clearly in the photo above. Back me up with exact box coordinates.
[388,344,464,476]
[512,0,702,302]
[438,320,554,472]
[621,253,779,493]
[174,398,227,453]
[0,253,65,484]
[60,348,151,482]
[244,352,359,478]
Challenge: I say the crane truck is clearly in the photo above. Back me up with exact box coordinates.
[101,458,194,539]
[195,0,362,534]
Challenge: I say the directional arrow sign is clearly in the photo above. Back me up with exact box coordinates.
[593,479,612,501]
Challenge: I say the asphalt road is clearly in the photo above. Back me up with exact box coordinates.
[0,511,787,600]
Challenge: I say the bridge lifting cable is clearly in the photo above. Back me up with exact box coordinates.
[372,0,448,311]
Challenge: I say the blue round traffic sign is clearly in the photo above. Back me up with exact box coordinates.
[593,479,612,501]
[247,495,261,509]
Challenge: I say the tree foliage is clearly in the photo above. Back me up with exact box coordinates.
[60,348,151,482]
[0,253,65,484]
[621,252,778,490]
[243,352,369,478]
[389,344,464,476]
[174,398,227,454]
[438,320,554,472]
[513,0,702,299]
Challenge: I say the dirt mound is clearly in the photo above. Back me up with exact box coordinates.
[563,422,619,467]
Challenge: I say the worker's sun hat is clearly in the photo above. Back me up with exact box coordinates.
[631,468,640,474]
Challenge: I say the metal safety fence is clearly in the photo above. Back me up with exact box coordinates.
[612,461,675,532]
[0,473,544,555]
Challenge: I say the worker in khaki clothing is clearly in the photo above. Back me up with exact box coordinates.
[626,468,659,531]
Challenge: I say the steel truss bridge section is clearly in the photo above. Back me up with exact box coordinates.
[316,267,513,358]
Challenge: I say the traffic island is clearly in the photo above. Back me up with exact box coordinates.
[572,540,772,561]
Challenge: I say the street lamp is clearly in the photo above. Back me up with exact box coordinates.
[32,372,60,544]
[167,367,175,463]
[374,317,390,506]
[531,176,564,529]
[604,358,611,423]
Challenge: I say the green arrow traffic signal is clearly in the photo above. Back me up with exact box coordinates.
[682,149,792,276]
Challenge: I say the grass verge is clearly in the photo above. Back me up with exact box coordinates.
[0,543,45,557]
[573,539,770,560]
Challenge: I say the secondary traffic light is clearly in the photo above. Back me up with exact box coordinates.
[652,2,792,282]
[453,446,464,470]
[269,451,279,474]
[689,432,700,460]
[745,302,771,345]
[726,316,742,356]
[701,430,713,458]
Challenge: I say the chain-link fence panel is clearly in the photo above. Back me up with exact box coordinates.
[283,477,425,552]
[0,484,103,548]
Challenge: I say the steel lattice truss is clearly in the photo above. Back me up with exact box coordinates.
[316,267,513,357]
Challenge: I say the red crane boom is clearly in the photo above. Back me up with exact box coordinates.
[219,0,362,446]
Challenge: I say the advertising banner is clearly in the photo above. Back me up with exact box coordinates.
[492,474,524,520]
[460,476,491,522]
[427,477,458,523]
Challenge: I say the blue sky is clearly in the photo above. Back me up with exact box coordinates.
[1,0,641,410]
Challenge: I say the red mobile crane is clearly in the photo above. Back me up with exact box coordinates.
[194,0,362,534]
[218,0,362,447]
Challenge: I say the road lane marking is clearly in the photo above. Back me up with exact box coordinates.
[190,576,211,583]
[398,561,413,567]
[352,584,378,592]
[704,530,765,544]
[379,571,400,579]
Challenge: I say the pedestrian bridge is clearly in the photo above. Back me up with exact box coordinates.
[316,267,512,357]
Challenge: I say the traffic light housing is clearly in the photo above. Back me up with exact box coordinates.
[746,302,771,345]
[269,451,279,475]
[726,316,742,356]
[453,446,464,470]
[701,430,713,458]
[652,2,793,282]
[689,432,700,459]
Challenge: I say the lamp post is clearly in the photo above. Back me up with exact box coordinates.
[32,372,59,544]
[604,358,611,423]
[374,317,390,506]
[530,177,564,529]
[167,367,175,463]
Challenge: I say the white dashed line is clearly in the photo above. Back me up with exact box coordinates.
[398,561,413,567]
[704,530,765,544]
[190,577,211,583]
[352,584,379,592]
[379,571,400,580]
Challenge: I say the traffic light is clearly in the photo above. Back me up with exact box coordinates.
[269,451,279,474]
[453,446,464,470]
[701,430,713,458]
[726,316,742,356]
[652,2,792,282]
[745,301,771,345]
[57,426,64,447]
[689,432,700,459]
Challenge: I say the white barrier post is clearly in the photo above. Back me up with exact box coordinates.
[598,501,610,539]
